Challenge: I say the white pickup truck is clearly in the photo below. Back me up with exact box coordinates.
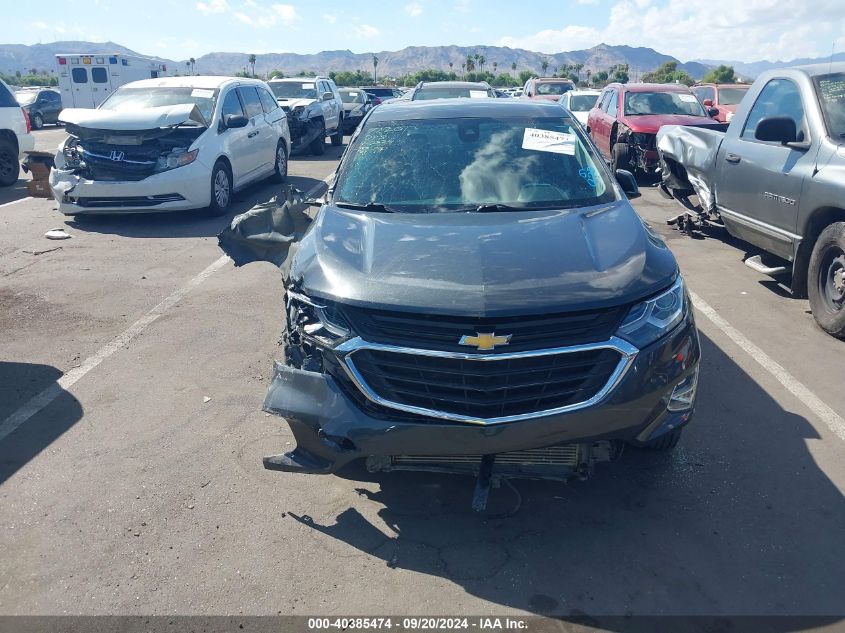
[267,77,344,155]
[0,79,36,186]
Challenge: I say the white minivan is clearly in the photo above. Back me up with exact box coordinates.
[50,76,291,216]
[0,79,35,187]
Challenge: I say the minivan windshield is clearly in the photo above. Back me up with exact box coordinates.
[270,82,318,100]
[624,91,707,116]
[99,86,218,124]
[814,72,845,139]
[718,87,749,106]
[333,116,615,212]
[15,91,38,105]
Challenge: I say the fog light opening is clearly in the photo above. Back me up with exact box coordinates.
[668,366,699,412]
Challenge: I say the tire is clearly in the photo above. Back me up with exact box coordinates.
[207,160,232,216]
[330,115,343,147]
[271,140,288,183]
[32,112,44,130]
[807,221,845,338]
[310,123,326,156]
[641,428,682,451]
[0,139,19,187]
[612,142,631,173]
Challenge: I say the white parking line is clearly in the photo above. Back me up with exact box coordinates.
[0,197,34,209]
[690,290,845,443]
[0,176,334,443]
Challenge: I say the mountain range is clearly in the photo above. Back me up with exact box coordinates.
[0,40,837,82]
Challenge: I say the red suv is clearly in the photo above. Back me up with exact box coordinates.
[521,77,575,101]
[586,83,722,174]
[690,83,750,123]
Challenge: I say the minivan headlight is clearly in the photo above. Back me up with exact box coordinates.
[616,276,687,348]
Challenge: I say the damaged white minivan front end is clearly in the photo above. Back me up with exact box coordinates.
[50,104,212,214]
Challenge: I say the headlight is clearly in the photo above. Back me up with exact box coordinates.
[155,148,198,173]
[286,291,352,348]
[293,105,306,118]
[616,276,687,348]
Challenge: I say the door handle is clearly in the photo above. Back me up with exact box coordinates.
[248,130,259,138]
[725,153,741,164]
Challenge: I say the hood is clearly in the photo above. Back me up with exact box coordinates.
[276,97,316,109]
[621,113,721,134]
[59,104,207,131]
[290,201,678,316]
[530,95,565,102]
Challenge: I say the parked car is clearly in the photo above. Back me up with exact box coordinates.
[411,81,496,100]
[338,88,373,133]
[359,86,403,105]
[218,99,700,509]
[587,82,723,174]
[691,83,751,123]
[658,63,845,337]
[522,77,576,101]
[559,89,601,126]
[0,79,34,186]
[49,76,291,216]
[268,76,343,155]
[15,88,63,129]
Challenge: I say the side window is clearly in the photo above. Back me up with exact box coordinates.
[741,79,806,141]
[694,86,715,102]
[258,88,278,113]
[220,89,244,118]
[71,68,88,84]
[91,67,108,84]
[238,87,264,118]
[607,91,618,117]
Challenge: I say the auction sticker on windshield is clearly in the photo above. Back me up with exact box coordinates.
[678,94,698,103]
[522,128,576,155]
[191,89,214,98]
[303,83,315,89]
[469,90,488,98]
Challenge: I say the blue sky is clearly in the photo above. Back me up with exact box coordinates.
[12,0,845,63]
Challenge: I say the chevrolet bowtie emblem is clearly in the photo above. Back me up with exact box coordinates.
[459,332,512,351]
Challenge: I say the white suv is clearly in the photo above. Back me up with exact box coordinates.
[267,76,343,155]
[49,76,291,216]
[0,79,35,187]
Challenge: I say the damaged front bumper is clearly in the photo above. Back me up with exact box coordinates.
[49,159,211,214]
[288,116,325,154]
[261,313,700,478]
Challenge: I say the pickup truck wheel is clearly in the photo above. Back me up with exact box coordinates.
[330,116,343,147]
[612,142,631,173]
[310,124,326,156]
[641,428,683,451]
[271,140,288,183]
[32,113,44,130]
[207,160,232,216]
[0,139,19,187]
[808,222,845,338]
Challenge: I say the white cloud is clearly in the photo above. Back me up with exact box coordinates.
[230,3,297,28]
[576,0,599,4]
[497,0,845,62]
[196,0,228,15]
[271,3,299,24]
[405,2,423,17]
[323,13,338,23]
[354,24,380,38]
[453,0,471,13]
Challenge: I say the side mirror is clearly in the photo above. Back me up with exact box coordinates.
[702,98,713,107]
[322,91,334,102]
[222,113,249,129]
[755,116,796,144]
[708,107,720,118]
[615,169,640,199]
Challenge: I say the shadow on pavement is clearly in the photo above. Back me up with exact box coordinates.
[0,362,84,486]
[0,178,32,206]
[62,176,327,239]
[289,332,845,624]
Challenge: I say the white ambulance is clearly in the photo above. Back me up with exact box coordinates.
[56,53,171,109]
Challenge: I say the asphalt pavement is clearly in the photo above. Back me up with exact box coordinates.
[1,131,843,623]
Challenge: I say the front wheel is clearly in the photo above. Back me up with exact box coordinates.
[330,116,343,147]
[612,142,631,173]
[207,160,232,216]
[310,123,326,156]
[271,141,288,183]
[808,221,845,338]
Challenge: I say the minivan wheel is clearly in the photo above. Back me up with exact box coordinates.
[207,160,232,216]
[330,116,343,147]
[612,142,631,172]
[641,428,683,451]
[0,140,19,187]
[808,222,845,338]
[271,141,288,183]
[32,113,44,130]
[310,123,326,156]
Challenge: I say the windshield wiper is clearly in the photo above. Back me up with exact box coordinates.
[460,203,563,213]
[334,201,397,213]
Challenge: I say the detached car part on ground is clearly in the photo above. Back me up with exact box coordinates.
[657,63,845,338]
[49,76,291,216]
[219,99,701,511]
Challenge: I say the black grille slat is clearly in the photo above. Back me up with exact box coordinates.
[349,347,621,419]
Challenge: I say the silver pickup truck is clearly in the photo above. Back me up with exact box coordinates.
[657,63,845,338]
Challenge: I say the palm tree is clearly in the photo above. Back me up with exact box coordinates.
[185,60,191,75]
[541,58,549,75]
[478,55,485,75]
[449,61,454,76]
[511,61,517,77]
[372,55,379,83]
[190,57,196,74]
[460,62,466,80]
[248,54,256,77]
[465,55,475,73]
[585,69,591,85]
[574,63,584,82]
[492,61,497,76]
